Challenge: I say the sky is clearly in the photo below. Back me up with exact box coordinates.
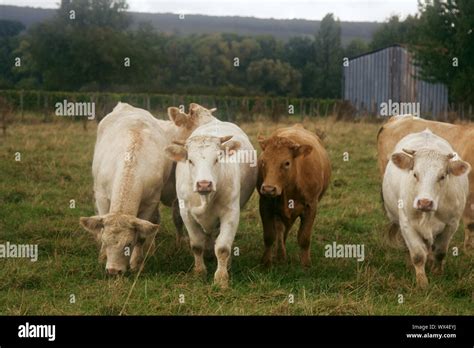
[0,0,419,22]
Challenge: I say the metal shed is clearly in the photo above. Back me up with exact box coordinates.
[343,44,448,119]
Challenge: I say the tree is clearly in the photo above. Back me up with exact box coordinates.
[412,0,474,104]
[247,59,301,95]
[23,0,149,91]
[0,20,26,88]
[369,15,419,50]
[344,38,369,58]
[313,13,343,98]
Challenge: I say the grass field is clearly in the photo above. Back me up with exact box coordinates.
[0,115,473,315]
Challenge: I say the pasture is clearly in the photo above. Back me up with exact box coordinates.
[0,114,472,315]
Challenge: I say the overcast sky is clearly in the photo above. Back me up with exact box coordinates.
[0,0,419,22]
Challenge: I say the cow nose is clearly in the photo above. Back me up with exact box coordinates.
[106,268,123,276]
[196,180,213,194]
[416,198,434,211]
[260,184,277,196]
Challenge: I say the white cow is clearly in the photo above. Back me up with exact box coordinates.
[80,102,215,274]
[165,120,257,288]
[382,129,470,287]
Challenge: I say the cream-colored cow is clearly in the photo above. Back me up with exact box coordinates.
[80,102,215,274]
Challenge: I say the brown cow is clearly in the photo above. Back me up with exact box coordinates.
[377,115,474,250]
[257,124,331,267]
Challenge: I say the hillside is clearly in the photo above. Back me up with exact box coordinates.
[0,5,381,43]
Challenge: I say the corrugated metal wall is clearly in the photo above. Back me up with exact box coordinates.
[343,45,448,119]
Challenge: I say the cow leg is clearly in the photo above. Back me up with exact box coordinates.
[94,195,109,262]
[464,223,474,250]
[432,222,458,275]
[131,203,159,271]
[462,192,474,250]
[276,221,290,262]
[400,223,429,288]
[172,199,188,248]
[214,208,239,289]
[182,212,207,276]
[297,207,317,268]
[260,197,277,266]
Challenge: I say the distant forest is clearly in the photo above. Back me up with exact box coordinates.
[0,4,380,43]
[0,0,472,103]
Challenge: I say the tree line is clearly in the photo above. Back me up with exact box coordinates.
[0,0,472,104]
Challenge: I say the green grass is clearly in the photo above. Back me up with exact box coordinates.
[0,116,472,315]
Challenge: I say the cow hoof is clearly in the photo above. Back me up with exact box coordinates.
[300,254,311,268]
[175,235,190,250]
[214,271,229,289]
[416,275,429,289]
[431,264,444,275]
[261,255,272,268]
[301,260,311,268]
[193,267,207,277]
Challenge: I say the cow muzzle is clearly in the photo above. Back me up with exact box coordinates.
[415,198,435,212]
[106,267,124,276]
[260,184,278,197]
[196,180,213,195]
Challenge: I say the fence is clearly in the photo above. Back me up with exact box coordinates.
[0,90,340,123]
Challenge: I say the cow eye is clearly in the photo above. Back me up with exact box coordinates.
[413,172,418,179]
[284,161,290,167]
[188,159,194,166]
[439,174,446,181]
[215,158,219,164]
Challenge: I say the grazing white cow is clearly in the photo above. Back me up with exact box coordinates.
[80,102,215,274]
[165,120,257,288]
[382,129,470,287]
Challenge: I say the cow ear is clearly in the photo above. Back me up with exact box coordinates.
[189,103,201,119]
[449,160,471,176]
[221,140,241,154]
[293,144,312,158]
[257,135,267,150]
[165,145,187,162]
[80,216,104,237]
[391,152,414,170]
[168,107,189,127]
[133,218,159,240]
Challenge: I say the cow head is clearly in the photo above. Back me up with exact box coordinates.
[165,135,241,195]
[391,149,471,212]
[79,213,159,275]
[167,103,216,140]
[257,135,312,197]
